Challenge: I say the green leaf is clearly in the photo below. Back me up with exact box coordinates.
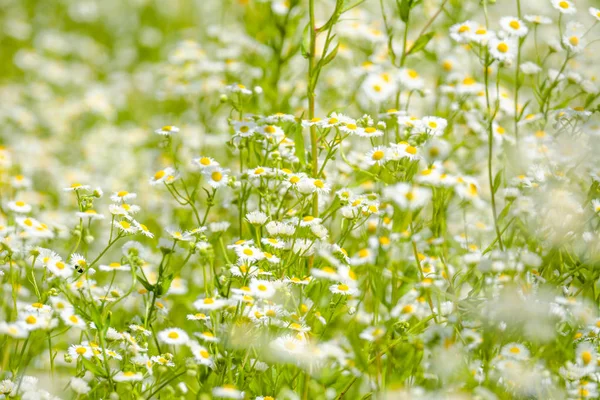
[158,273,175,296]
[300,23,310,59]
[293,122,306,166]
[137,275,155,292]
[407,32,434,55]
[398,0,412,23]
[321,42,340,67]
[492,169,503,194]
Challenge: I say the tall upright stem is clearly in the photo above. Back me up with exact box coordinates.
[308,0,319,217]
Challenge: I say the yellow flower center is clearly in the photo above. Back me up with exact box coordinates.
[119,221,130,229]
[337,284,349,291]
[509,20,520,30]
[372,150,385,161]
[582,351,593,365]
[314,180,324,188]
[168,331,180,339]
[212,171,223,182]
[15,201,26,207]
[154,170,165,180]
[569,36,579,46]
[497,43,508,53]
[559,1,569,9]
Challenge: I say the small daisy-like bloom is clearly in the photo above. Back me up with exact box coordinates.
[359,326,386,341]
[235,245,264,262]
[551,0,576,14]
[165,227,193,241]
[311,266,340,281]
[419,116,447,136]
[357,125,384,138]
[449,20,477,43]
[192,156,219,169]
[212,385,245,399]
[384,183,431,210]
[489,37,517,62]
[186,312,210,321]
[299,215,322,227]
[158,328,189,346]
[591,199,600,213]
[196,330,219,342]
[194,296,229,311]
[113,219,138,234]
[68,344,93,359]
[63,183,91,192]
[259,124,284,137]
[113,371,144,382]
[329,283,359,296]
[129,324,152,336]
[232,120,257,137]
[469,25,492,44]
[61,311,86,329]
[398,68,424,90]
[149,167,177,186]
[203,166,229,189]
[365,146,388,166]
[76,209,105,220]
[133,221,154,238]
[0,322,28,338]
[246,210,268,225]
[7,200,31,213]
[576,342,597,369]
[249,279,276,299]
[155,125,180,135]
[501,343,530,360]
[525,15,552,25]
[99,261,131,272]
[227,83,253,95]
[563,22,586,52]
[590,7,600,21]
[69,377,91,395]
[109,204,140,216]
[190,343,214,367]
[48,258,73,278]
[110,190,137,203]
[151,354,175,367]
[26,302,52,313]
[499,17,528,37]
[12,174,31,189]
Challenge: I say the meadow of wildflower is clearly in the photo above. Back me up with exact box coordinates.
[2,0,600,398]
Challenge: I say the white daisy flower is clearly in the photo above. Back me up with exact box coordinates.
[249,279,276,299]
[155,125,180,135]
[158,328,190,345]
[499,17,528,37]
[7,200,32,213]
